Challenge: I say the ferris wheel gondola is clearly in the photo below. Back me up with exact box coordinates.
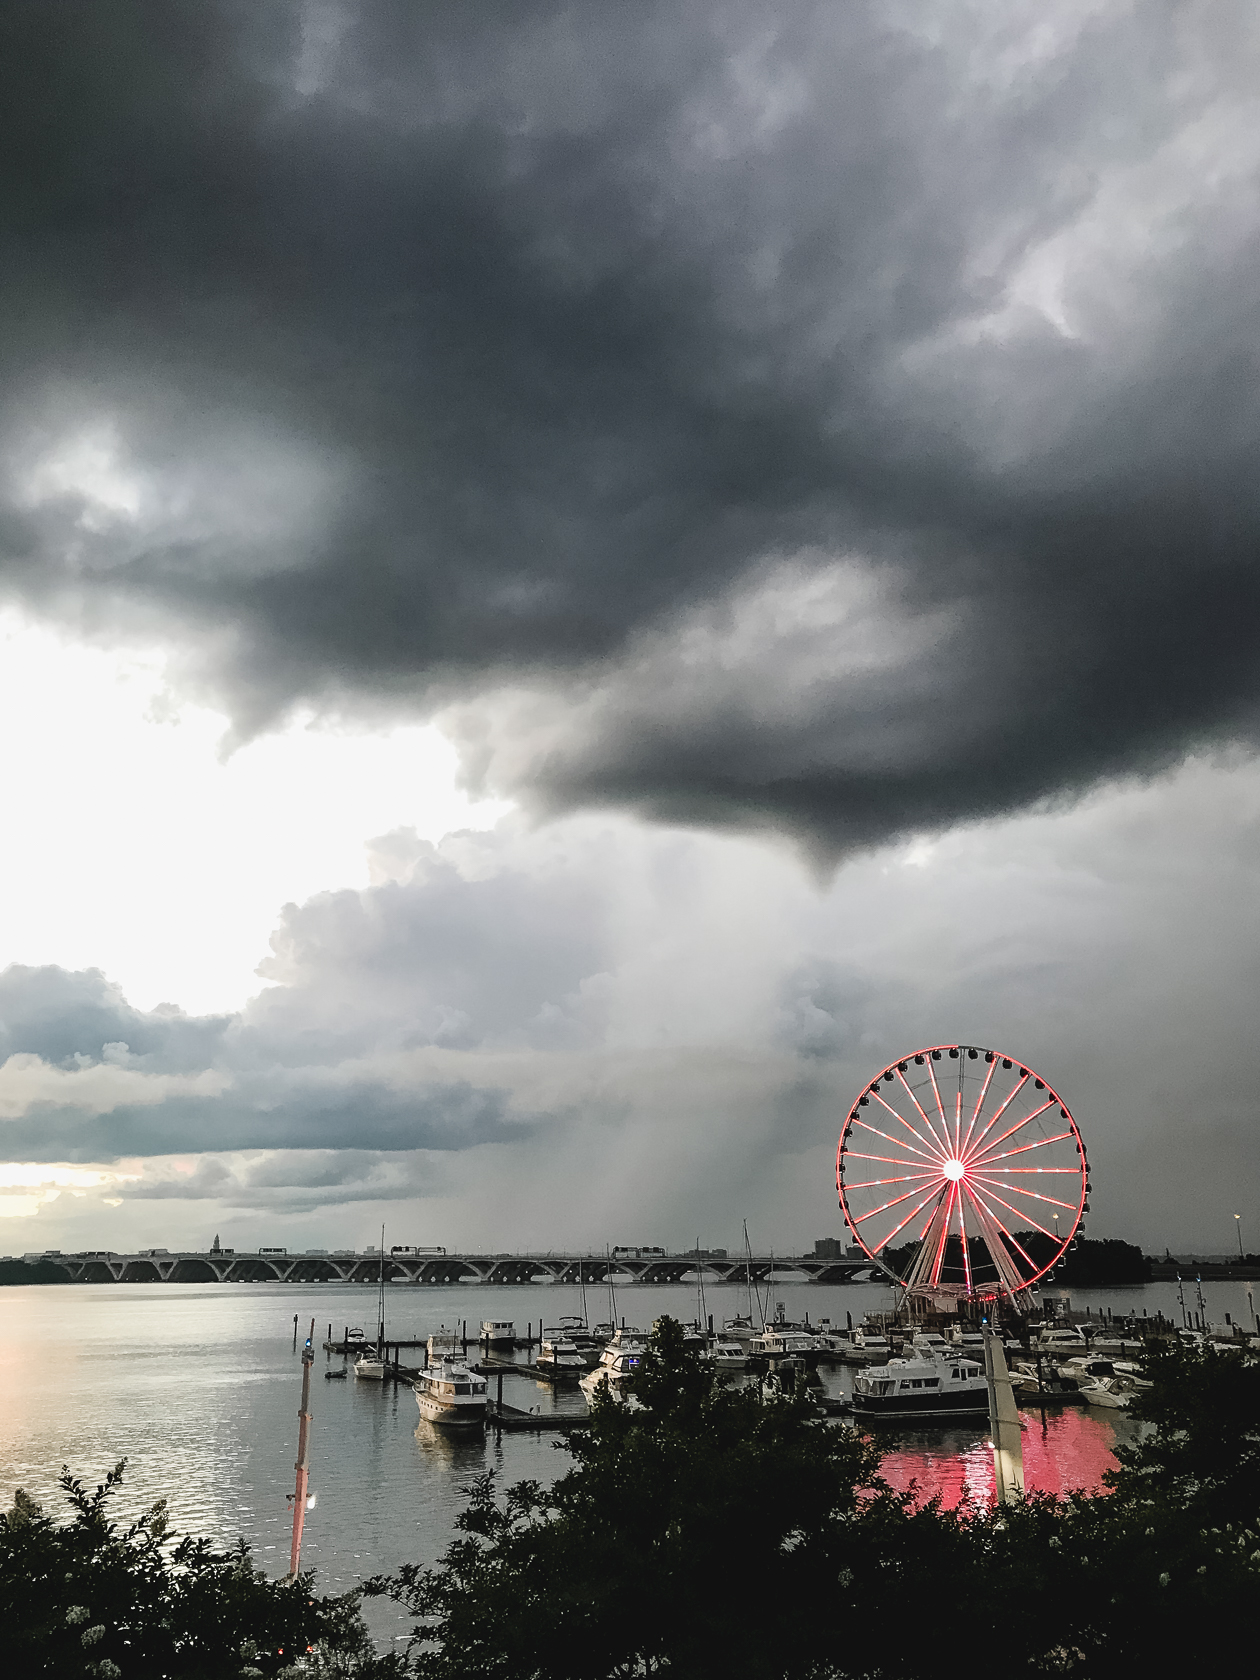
[836,1045,1087,1306]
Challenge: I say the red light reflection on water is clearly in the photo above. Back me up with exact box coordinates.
[877,1407,1120,1509]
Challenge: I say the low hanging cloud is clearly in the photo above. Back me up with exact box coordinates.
[1,758,1259,1250]
[1,5,1259,852]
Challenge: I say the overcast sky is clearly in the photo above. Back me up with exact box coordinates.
[1,2,1258,1256]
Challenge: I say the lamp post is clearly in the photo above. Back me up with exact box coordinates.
[1235,1214,1245,1262]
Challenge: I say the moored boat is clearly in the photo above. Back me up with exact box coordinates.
[479,1320,515,1348]
[580,1327,646,1402]
[414,1356,488,1428]
[749,1326,819,1362]
[704,1340,748,1372]
[536,1333,586,1376]
[850,1351,989,1420]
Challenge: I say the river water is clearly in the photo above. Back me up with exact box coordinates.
[0,1276,1249,1640]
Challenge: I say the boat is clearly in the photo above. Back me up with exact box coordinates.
[414,1356,488,1429]
[1035,1326,1087,1355]
[479,1320,515,1348]
[720,1314,759,1346]
[850,1350,990,1420]
[703,1340,748,1372]
[356,1227,389,1379]
[324,1367,348,1380]
[535,1333,586,1377]
[580,1327,646,1402]
[749,1326,819,1362]
[553,1315,604,1367]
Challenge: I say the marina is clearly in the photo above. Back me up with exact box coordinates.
[1,1268,1254,1647]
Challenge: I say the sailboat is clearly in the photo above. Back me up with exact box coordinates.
[721,1219,763,1345]
[355,1227,388,1380]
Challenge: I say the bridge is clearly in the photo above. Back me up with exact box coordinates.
[22,1248,884,1287]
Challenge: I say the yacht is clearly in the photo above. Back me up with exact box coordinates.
[536,1333,586,1377]
[479,1320,515,1348]
[354,1349,387,1380]
[553,1316,605,1367]
[1035,1326,1087,1355]
[580,1328,646,1402]
[721,1315,758,1346]
[414,1356,488,1429]
[749,1326,819,1362]
[704,1340,748,1372]
[850,1351,990,1420]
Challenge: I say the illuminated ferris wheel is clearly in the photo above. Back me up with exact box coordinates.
[836,1045,1088,1305]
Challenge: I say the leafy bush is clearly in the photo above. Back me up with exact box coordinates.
[0,1462,399,1678]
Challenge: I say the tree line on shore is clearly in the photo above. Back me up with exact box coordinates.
[3,1319,1257,1677]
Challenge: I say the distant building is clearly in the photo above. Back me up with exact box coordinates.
[814,1238,845,1259]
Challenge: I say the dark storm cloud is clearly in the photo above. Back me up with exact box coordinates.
[3,3,1260,848]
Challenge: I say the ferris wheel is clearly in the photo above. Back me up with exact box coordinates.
[836,1045,1088,1304]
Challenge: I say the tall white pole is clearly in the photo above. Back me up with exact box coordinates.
[984,1322,1024,1505]
[288,1319,315,1579]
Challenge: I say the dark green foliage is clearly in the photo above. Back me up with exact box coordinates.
[1011,1233,1151,1285]
[0,1461,398,1678]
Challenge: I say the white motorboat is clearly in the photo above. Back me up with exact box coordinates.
[479,1320,515,1348]
[414,1356,488,1428]
[749,1327,818,1361]
[1076,1374,1133,1409]
[704,1340,748,1372]
[840,1328,893,1364]
[553,1316,606,1367]
[354,1351,387,1380]
[721,1315,758,1346]
[1036,1326,1087,1355]
[851,1351,990,1420]
[580,1327,646,1402]
[536,1334,586,1376]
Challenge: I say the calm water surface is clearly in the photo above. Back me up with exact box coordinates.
[0,1276,1245,1608]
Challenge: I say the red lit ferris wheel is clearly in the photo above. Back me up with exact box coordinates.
[836,1045,1088,1306]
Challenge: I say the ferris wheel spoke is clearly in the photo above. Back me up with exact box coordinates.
[871,1089,949,1163]
[970,1174,1078,1213]
[962,1072,1029,1161]
[929,1182,960,1287]
[993,1166,1078,1174]
[844,1149,943,1169]
[894,1068,954,1159]
[957,1178,973,1294]
[844,1172,939,1190]
[870,1184,945,1254]
[964,1185,1041,1271]
[969,1130,1073,1168]
[851,1180,947,1227]
[967,1181,1059,1244]
[924,1056,952,1151]
[850,1117,945,1171]
[958,1055,998,1160]
[965,1098,1058,1168]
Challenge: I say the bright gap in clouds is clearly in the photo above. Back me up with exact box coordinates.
[0,613,510,1014]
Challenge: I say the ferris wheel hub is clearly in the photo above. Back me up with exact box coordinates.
[942,1159,965,1181]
